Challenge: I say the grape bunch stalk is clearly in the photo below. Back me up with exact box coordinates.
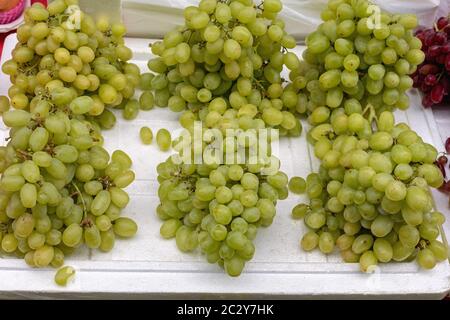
[413,16,450,107]
[0,0,139,282]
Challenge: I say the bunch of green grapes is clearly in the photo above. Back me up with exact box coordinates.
[1,0,142,127]
[290,0,424,117]
[146,0,302,136]
[0,107,137,269]
[150,0,302,276]
[0,1,137,273]
[157,128,288,276]
[295,109,447,271]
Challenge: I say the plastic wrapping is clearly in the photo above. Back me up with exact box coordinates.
[122,0,449,40]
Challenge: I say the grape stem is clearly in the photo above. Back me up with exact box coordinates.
[362,103,378,126]
[19,58,40,76]
[98,176,114,190]
[17,149,32,161]
[70,182,88,220]
[252,78,267,94]
[256,1,264,11]
[417,239,428,250]
[44,143,56,156]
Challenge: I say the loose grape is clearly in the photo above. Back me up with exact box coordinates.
[140,127,153,145]
[156,129,172,151]
[55,266,76,287]
[288,176,307,194]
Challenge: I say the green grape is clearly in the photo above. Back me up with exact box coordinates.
[33,245,54,267]
[318,232,335,254]
[62,224,83,247]
[113,217,138,238]
[112,150,132,170]
[405,186,430,212]
[224,256,245,277]
[100,229,116,252]
[359,250,378,273]
[140,127,153,145]
[0,95,10,113]
[85,225,101,249]
[398,225,420,248]
[156,129,172,151]
[352,234,374,254]
[307,32,330,54]
[3,109,31,127]
[428,240,448,262]
[138,91,154,111]
[160,219,183,239]
[55,266,76,287]
[417,248,436,270]
[289,176,307,194]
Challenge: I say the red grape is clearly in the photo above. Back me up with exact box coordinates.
[442,42,450,54]
[445,137,450,153]
[438,155,448,165]
[431,84,445,103]
[422,93,434,108]
[421,82,432,93]
[415,27,426,36]
[434,32,447,45]
[425,32,437,46]
[445,54,450,71]
[436,54,446,64]
[416,32,426,44]
[435,161,446,178]
[414,16,450,108]
[425,74,438,86]
[444,181,450,192]
[437,17,449,30]
[428,45,442,58]
[439,180,450,193]
[419,64,440,75]
[442,76,450,94]
[413,75,421,88]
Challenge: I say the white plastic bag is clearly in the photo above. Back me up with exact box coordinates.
[121,0,449,40]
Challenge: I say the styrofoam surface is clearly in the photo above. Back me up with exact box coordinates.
[0,34,449,299]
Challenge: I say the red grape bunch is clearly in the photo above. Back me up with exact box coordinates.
[413,16,450,107]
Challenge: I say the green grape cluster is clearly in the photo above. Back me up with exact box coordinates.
[157,130,288,276]
[0,1,137,273]
[146,0,302,136]
[1,0,142,127]
[150,0,299,276]
[296,109,447,271]
[292,0,424,117]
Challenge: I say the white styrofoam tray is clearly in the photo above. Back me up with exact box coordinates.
[0,34,449,299]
